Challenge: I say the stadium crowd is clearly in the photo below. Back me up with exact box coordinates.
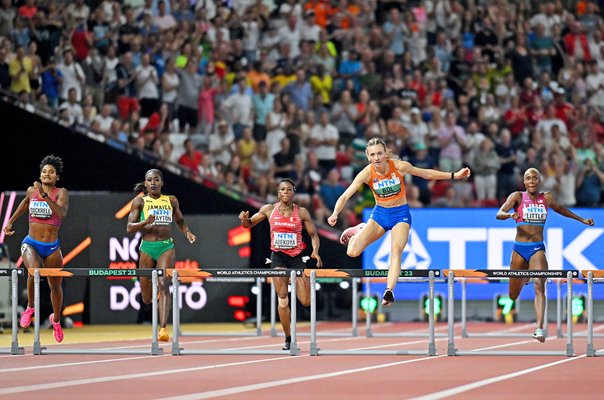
[1,0,604,229]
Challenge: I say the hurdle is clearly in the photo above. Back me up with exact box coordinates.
[555,277,599,338]
[179,276,264,337]
[363,275,447,338]
[309,269,438,356]
[446,269,576,357]
[31,268,163,355]
[585,270,604,357]
[460,278,549,338]
[0,269,25,355]
[269,277,361,337]
[169,269,301,356]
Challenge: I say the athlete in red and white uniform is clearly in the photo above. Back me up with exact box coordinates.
[239,179,322,350]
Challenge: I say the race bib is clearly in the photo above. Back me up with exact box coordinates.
[273,232,297,249]
[29,201,52,219]
[522,204,547,224]
[149,208,173,226]
[372,174,401,198]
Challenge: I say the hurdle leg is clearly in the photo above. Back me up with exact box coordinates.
[365,278,373,337]
[172,271,182,356]
[270,280,278,337]
[310,271,318,356]
[461,279,468,338]
[587,272,595,356]
[11,270,24,355]
[33,270,43,355]
[556,279,563,338]
[565,271,574,357]
[428,271,436,356]
[447,272,456,356]
[150,271,162,355]
[256,277,263,336]
[351,277,358,337]
[289,271,299,356]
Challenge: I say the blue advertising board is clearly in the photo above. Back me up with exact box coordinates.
[362,208,604,300]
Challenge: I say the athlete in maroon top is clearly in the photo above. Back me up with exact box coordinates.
[4,155,69,343]
[239,179,322,350]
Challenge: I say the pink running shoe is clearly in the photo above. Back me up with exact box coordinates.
[49,314,64,343]
[339,222,366,245]
[20,306,35,328]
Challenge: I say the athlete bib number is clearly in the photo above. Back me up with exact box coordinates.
[273,232,297,249]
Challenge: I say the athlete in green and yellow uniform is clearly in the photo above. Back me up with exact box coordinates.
[127,169,196,342]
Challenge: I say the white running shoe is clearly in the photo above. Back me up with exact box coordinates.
[532,328,545,343]
[339,223,366,245]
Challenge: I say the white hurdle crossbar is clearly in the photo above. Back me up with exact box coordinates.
[446,269,576,357]
[0,269,25,355]
[179,277,264,338]
[585,270,604,357]
[32,268,162,355]
[170,269,300,356]
[309,269,438,356]
[460,278,549,338]
[270,277,360,338]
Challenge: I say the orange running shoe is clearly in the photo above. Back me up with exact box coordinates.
[158,327,169,342]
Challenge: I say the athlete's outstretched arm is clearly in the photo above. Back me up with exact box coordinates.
[396,160,471,180]
[496,192,521,220]
[239,204,272,229]
[327,166,370,226]
[300,206,322,268]
[545,192,594,226]
[3,187,34,236]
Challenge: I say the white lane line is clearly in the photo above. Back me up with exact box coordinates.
[0,356,294,395]
[407,353,592,400]
[0,355,165,373]
[156,355,449,400]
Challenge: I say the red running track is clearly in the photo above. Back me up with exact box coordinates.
[0,322,602,400]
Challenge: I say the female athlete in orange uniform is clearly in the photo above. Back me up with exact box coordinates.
[328,137,471,305]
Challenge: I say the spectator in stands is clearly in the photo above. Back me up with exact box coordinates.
[438,111,466,173]
[576,158,604,207]
[282,68,312,110]
[473,137,500,202]
[59,87,83,125]
[176,57,201,134]
[221,77,253,140]
[136,53,159,117]
[310,110,339,173]
[9,45,32,95]
[208,119,235,167]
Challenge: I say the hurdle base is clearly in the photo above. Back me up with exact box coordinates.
[40,348,165,355]
[452,350,572,357]
[587,344,596,357]
[369,332,447,338]
[178,349,292,356]
[180,331,260,337]
[310,344,319,356]
[315,349,431,356]
[365,329,373,338]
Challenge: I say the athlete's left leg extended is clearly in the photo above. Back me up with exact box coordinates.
[346,219,385,258]
[156,248,176,330]
[385,222,411,293]
[529,251,548,330]
[43,249,65,322]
